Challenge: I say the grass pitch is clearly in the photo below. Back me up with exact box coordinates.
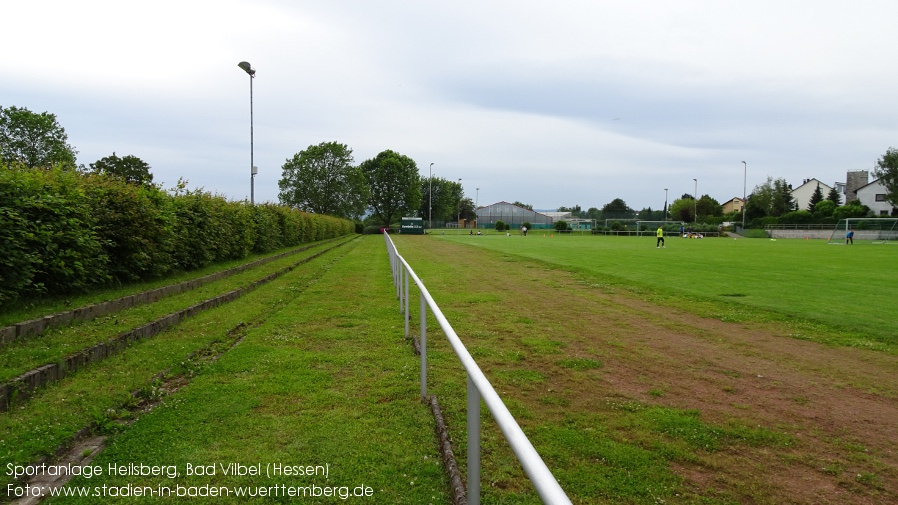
[435,233,897,351]
[392,233,897,504]
[7,234,895,504]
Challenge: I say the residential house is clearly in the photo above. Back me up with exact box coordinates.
[856,179,896,216]
[790,178,835,211]
[721,197,744,215]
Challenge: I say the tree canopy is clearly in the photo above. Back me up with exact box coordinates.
[747,177,795,218]
[88,152,154,186]
[278,141,368,219]
[0,105,78,168]
[419,176,463,224]
[873,146,898,207]
[601,198,632,218]
[360,150,421,226]
[669,197,695,222]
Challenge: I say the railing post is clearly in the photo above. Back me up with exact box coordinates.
[467,375,482,505]
[404,266,409,338]
[419,290,427,401]
[399,264,405,312]
[394,249,400,299]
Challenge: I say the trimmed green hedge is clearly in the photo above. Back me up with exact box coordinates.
[0,165,354,305]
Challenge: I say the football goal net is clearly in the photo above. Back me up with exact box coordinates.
[827,218,898,244]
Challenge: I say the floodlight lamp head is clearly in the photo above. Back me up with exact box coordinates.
[238,61,255,76]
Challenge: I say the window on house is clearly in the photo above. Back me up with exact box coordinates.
[875,194,886,202]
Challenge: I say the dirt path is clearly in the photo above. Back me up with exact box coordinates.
[585,293,898,504]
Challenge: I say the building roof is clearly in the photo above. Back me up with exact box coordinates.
[855,177,885,192]
[790,178,833,192]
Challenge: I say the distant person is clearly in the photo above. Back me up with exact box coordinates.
[656,226,665,248]
[521,225,528,236]
[846,230,854,245]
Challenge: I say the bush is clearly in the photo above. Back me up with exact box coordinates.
[495,220,506,231]
[83,174,175,282]
[0,166,355,307]
[0,165,109,303]
[814,200,836,218]
[779,210,814,224]
[833,203,870,220]
[555,220,570,231]
[252,204,283,252]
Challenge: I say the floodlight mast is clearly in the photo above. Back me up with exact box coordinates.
[664,188,667,223]
[238,61,256,204]
[742,161,747,230]
[429,163,434,230]
[693,178,698,223]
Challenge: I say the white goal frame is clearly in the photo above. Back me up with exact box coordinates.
[827,218,898,244]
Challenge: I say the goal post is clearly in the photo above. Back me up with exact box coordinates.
[827,218,898,244]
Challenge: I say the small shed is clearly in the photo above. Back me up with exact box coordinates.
[400,217,425,234]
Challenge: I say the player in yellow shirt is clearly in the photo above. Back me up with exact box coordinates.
[656,226,665,248]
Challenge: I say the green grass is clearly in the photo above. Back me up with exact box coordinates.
[0,244,357,491]
[0,239,344,327]
[0,240,345,382]
[5,234,895,504]
[23,238,449,504]
[389,234,895,504]
[436,233,897,350]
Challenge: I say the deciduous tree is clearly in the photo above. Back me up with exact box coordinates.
[601,198,632,219]
[360,149,421,226]
[278,142,368,220]
[418,177,463,223]
[88,152,154,186]
[669,197,695,222]
[0,105,78,168]
[873,146,898,207]
[748,177,795,218]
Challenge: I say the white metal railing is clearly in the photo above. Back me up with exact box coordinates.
[384,232,572,505]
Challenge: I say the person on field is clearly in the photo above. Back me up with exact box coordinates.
[656,226,665,248]
[846,230,854,245]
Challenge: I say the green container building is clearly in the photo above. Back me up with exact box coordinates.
[400,217,425,234]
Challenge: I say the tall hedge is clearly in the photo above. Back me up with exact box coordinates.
[84,173,174,281]
[0,165,354,306]
[1,165,109,301]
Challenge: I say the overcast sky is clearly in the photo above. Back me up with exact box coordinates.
[4,0,896,211]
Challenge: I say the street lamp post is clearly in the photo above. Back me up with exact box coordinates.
[237,61,256,205]
[664,188,667,224]
[429,163,434,230]
[741,161,747,231]
[693,178,698,223]
[457,178,462,227]
[476,187,479,228]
